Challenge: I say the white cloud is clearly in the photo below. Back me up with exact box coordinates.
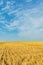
[3,6,43,32]
[4,20,20,30]
[0,1,43,38]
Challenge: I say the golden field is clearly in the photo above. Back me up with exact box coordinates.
[0,42,43,65]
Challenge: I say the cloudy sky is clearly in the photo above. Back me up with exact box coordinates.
[0,0,43,41]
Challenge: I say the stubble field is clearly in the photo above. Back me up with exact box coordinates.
[0,42,43,65]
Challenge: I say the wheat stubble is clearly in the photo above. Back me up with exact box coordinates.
[0,42,43,65]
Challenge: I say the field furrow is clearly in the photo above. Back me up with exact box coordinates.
[0,42,43,65]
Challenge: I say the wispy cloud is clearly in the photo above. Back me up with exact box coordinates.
[0,0,43,41]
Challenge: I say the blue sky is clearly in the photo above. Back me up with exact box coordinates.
[0,0,43,41]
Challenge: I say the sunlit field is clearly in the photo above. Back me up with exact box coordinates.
[0,42,43,65]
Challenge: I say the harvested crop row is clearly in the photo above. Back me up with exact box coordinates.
[0,45,43,65]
